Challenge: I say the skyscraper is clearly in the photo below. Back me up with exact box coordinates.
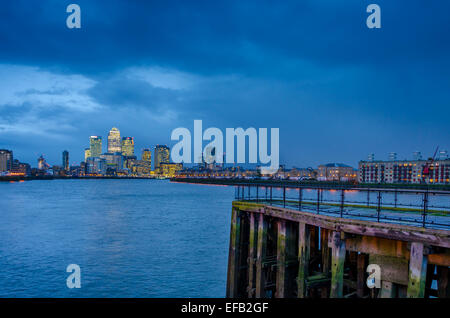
[0,149,13,173]
[62,150,69,172]
[121,137,135,156]
[108,127,121,153]
[142,148,152,163]
[155,145,170,170]
[89,136,102,157]
[84,148,91,161]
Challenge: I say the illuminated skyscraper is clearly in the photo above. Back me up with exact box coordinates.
[108,127,121,153]
[84,148,91,161]
[154,145,170,169]
[0,149,13,172]
[89,136,102,157]
[142,148,152,163]
[62,150,69,172]
[121,137,135,156]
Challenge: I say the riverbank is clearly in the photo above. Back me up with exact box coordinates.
[0,175,163,182]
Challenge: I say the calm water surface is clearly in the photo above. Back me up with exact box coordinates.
[0,179,234,297]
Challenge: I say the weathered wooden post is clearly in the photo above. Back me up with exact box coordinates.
[297,222,310,298]
[330,231,346,298]
[226,207,241,297]
[437,266,450,298]
[255,213,267,298]
[356,253,367,298]
[247,213,257,297]
[320,228,330,298]
[407,242,428,298]
[275,219,287,298]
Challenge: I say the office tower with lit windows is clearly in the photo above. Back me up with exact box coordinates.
[142,148,152,163]
[62,150,69,172]
[154,145,170,170]
[121,137,135,156]
[107,127,121,153]
[84,148,91,161]
[0,149,13,173]
[89,136,102,157]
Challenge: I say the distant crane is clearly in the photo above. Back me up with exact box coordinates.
[422,146,439,182]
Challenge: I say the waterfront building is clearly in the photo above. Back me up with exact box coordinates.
[123,155,137,170]
[159,163,183,178]
[84,148,91,161]
[276,167,317,180]
[11,159,31,176]
[37,155,49,171]
[142,148,152,164]
[121,137,135,156]
[62,150,69,172]
[359,157,450,184]
[317,163,357,182]
[154,145,170,170]
[89,136,102,157]
[52,165,63,176]
[86,157,107,175]
[107,127,121,153]
[0,149,13,173]
[100,152,123,172]
[131,160,152,176]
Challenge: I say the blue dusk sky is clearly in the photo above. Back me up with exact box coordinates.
[0,0,449,168]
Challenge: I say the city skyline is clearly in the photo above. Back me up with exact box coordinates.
[0,1,449,167]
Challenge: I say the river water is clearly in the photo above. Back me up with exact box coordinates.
[0,179,234,297]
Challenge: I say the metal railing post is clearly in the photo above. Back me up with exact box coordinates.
[298,188,302,211]
[340,189,345,218]
[377,191,382,222]
[423,191,428,228]
[270,186,272,205]
[256,186,259,203]
[317,189,320,214]
[283,186,286,208]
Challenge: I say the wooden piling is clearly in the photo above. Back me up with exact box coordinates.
[437,266,449,298]
[226,207,241,297]
[356,253,367,298]
[255,213,267,298]
[407,242,428,298]
[275,219,287,298]
[297,222,310,298]
[320,228,330,298]
[330,231,346,298]
[247,213,257,297]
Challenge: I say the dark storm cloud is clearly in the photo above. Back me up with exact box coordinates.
[0,0,449,166]
[2,0,449,75]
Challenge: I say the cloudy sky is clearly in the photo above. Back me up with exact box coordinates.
[0,0,449,168]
